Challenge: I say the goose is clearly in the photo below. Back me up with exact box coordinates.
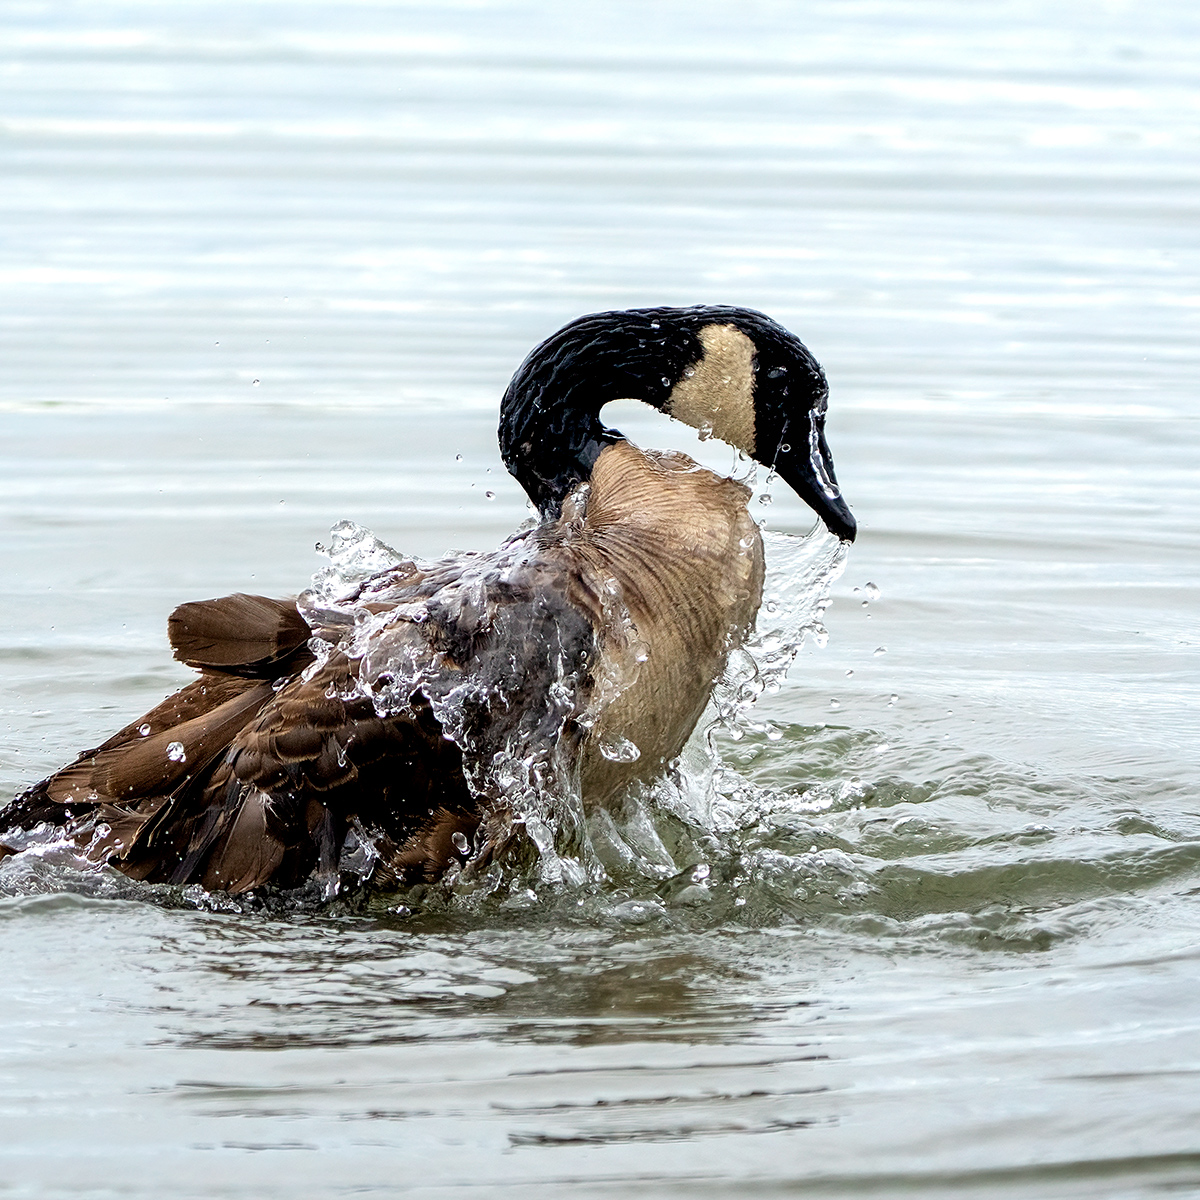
[0,305,854,896]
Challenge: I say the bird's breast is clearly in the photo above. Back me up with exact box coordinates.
[550,440,765,807]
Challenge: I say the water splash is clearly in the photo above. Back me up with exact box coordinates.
[288,515,850,913]
[5,505,1190,950]
[307,519,409,606]
[712,528,848,740]
[295,517,602,897]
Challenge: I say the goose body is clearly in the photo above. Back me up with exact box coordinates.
[0,305,854,895]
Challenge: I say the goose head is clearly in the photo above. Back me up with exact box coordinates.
[499,304,856,542]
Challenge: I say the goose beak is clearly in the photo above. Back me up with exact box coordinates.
[773,430,857,543]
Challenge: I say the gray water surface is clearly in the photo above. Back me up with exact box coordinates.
[2,2,1200,1197]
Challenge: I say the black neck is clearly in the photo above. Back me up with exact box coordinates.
[499,305,854,541]
[499,307,712,515]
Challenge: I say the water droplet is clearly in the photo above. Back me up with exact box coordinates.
[252,379,260,387]
[768,366,787,378]
[166,742,186,763]
[874,646,887,656]
[599,735,641,763]
[455,453,463,462]
[451,831,470,855]
[691,862,711,882]
[485,490,495,500]
[766,725,783,741]
[759,493,772,505]
[888,693,899,707]
[845,669,854,676]
[524,814,555,855]
[765,600,778,613]
[661,376,671,388]
[683,365,696,378]
[649,320,660,329]
[138,723,151,737]
[780,443,791,452]
[861,600,870,608]
[863,582,881,600]
[829,699,841,710]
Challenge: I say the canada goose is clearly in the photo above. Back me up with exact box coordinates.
[0,305,854,896]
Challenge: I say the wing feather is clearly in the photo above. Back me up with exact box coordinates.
[153,653,476,892]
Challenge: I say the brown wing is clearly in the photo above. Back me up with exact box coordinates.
[0,594,312,869]
[169,652,477,894]
[1,672,274,841]
[1,589,484,895]
[162,563,601,893]
[22,590,314,809]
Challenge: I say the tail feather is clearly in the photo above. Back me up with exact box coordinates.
[168,593,312,677]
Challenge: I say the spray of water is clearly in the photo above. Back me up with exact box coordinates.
[286,514,849,916]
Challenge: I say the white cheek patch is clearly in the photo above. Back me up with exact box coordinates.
[666,324,756,456]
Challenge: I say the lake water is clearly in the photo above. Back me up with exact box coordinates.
[2,1,1200,1196]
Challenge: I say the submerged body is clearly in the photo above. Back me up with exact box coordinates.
[0,305,852,895]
